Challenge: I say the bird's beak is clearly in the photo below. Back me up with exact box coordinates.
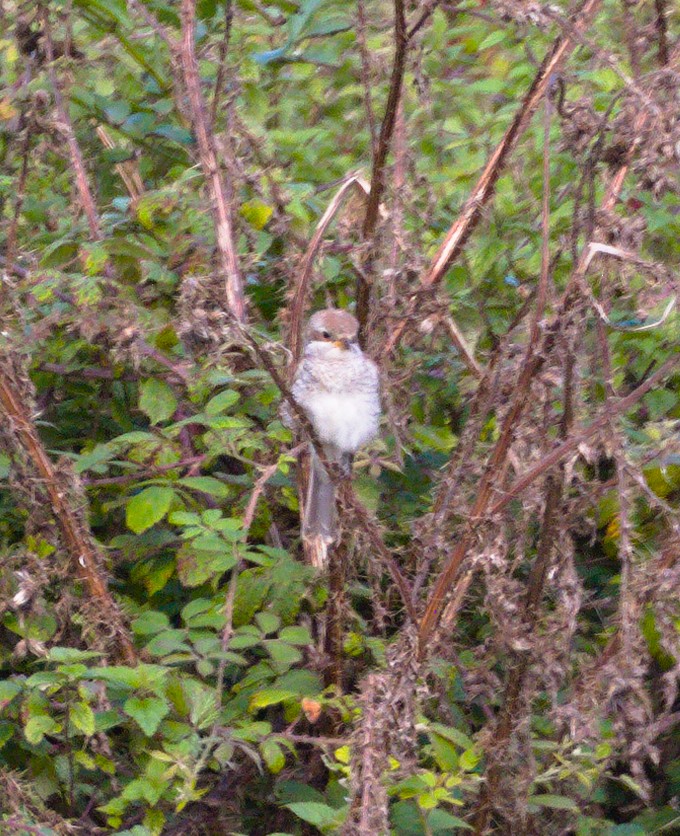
[333,338,351,351]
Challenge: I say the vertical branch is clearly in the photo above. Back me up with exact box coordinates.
[356,0,408,341]
[42,10,101,241]
[654,0,669,66]
[210,0,234,126]
[5,114,32,273]
[179,0,246,322]
[594,313,635,657]
[472,477,564,834]
[356,0,377,158]
[288,174,371,365]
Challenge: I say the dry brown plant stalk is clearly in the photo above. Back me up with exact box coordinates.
[179,0,246,322]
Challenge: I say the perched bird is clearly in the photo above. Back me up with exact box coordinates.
[289,309,380,563]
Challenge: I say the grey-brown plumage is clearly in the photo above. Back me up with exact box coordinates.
[290,310,380,565]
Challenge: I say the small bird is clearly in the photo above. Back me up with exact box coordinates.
[290,309,380,563]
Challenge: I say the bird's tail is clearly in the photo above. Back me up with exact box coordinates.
[303,446,350,568]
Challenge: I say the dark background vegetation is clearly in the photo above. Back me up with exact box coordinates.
[0,0,679,833]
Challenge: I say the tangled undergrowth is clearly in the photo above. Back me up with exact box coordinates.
[0,0,679,834]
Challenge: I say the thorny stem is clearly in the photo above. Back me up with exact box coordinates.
[179,0,246,322]
[356,0,377,158]
[356,0,408,342]
[288,175,370,365]
[42,9,101,241]
[210,0,234,126]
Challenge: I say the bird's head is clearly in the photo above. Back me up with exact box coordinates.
[305,309,360,356]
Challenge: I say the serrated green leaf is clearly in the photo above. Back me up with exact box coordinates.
[126,487,175,534]
[285,801,343,829]
[123,696,170,736]
[205,389,240,415]
[70,701,96,736]
[139,378,178,424]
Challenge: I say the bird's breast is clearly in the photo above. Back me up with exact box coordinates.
[304,390,379,454]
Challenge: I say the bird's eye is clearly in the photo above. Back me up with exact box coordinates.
[321,330,330,339]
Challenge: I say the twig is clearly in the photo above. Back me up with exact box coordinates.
[83,455,206,487]
[288,174,371,365]
[407,0,443,41]
[356,0,408,340]
[356,0,377,158]
[95,125,144,201]
[5,112,33,274]
[179,0,246,322]
[654,0,669,66]
[443,315,484,379]
[490,352,680,518]
[210,0,234,126]
[42,9,101,241]
[419,345,680,650]
[40,362,137,381]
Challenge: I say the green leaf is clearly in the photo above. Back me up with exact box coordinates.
[126,487,175,534]
[285,801,344,830]
[205,389,240,415]
[430,730,459,771]
[48,647,104,663]
[255,611,281,635]
[132,610,171,635]
[0,680,22,708]
[24,715,61,744]
[528,794,579,812]
[124,696,170,736]
[241,199,274,230]
[71,701,96,736]
[249,689,297,711]
[177,476,230,497]
[264,640,303,670]
[261,738,286,773]
[139,378,178,424]
[278,626,312,645]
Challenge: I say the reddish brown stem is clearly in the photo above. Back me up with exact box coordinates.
[42,11,101,241]
[356,0,408,340]
[654,0,669,66]
[179,0,246,322]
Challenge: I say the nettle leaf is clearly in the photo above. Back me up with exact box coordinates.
[285,801,345,830]
[126,487,176,534]
[261,738,286,773]
[132,610,171,635]
[123,696,170,736]
[528,794,579,812]
[24,715,62,745]
[0,680,22,709]
[249,689,298,711]
[205,389,240,415]
[139,378,178,424]
[177,476,230,498]
[176,545,238,587]
[70,701,96,736]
